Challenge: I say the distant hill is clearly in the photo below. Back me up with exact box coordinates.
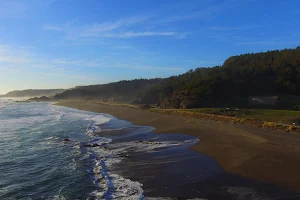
[1,89,66,98]
[54,79,162,102]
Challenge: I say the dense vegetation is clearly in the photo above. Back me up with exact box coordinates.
[54,46,300,109]
[141,46,300,108]
[0,89,65,98]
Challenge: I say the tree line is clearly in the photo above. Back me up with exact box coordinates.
[55,46,300,108]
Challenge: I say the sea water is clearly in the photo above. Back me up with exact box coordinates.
[0,100,199,199]
[0,99,299,200]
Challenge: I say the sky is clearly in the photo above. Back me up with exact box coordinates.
[0,0,300,94]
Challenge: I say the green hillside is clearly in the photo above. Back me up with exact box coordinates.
[54,46,300,109]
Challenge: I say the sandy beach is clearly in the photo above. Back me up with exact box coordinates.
[57,100,300,193]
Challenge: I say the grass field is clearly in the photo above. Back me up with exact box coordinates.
[85,100,300,131]
[153,108,300,125]
[91,101,300,125]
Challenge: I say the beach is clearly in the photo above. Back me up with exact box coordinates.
[57,100,300,193]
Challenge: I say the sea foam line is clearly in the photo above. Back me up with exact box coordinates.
[84,114,200,199]
[84,115,145,199]
[90,151,145,200]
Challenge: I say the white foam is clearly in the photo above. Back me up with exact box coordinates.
[90,155,144,200]
[0,115,54,131]
[109,138,200,153]
[108,174,144,199]
[49,104,112,125]
[86,115,111,125]
[90,137,112,146]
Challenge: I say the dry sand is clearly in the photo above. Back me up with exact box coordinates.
[56,100,300,192]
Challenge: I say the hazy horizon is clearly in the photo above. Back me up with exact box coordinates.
[1,0,300,94]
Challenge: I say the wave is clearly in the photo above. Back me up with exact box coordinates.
[0,99,12,110]
[82,114,146,199]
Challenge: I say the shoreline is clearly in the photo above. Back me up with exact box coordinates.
[56,100,300,193]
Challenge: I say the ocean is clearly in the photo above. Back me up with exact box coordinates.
[0,99,299,200]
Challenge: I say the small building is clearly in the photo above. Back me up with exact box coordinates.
[248,96,279,105]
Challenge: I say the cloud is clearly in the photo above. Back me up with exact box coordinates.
[163,11,211,23]
[51,58,105,68]
[42,0,252,42]
[79,17,146,37]
[52,58,84,65]
[103,31,176,38]
[43,25,62,31]
[44,16,182,39]
[0,44,61,72]
[66,18,79,26]
[0,45,30,64]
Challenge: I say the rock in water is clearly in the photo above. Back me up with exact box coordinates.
[63,138,70,142]
[92,143,100,147]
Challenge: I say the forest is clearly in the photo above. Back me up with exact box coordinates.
[54,46,300,109]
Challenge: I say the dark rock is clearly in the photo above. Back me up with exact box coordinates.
[63,138,70,142]
[28,96,51,102]
[84,144,92,147]
[92,143,100,147]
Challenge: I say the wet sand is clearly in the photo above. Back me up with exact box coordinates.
[111,132,299,199]
[56,100,300,193]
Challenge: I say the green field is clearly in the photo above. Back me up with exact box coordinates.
[177,108,300,125]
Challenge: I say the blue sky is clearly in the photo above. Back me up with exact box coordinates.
[0,0,299,94]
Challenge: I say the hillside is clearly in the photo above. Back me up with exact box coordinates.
[140,46,300,108]
[54,46,300,109]
[54,79,162,102]
[1,89,66,98]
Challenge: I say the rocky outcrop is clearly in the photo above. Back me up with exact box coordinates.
[28,96,51,102]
